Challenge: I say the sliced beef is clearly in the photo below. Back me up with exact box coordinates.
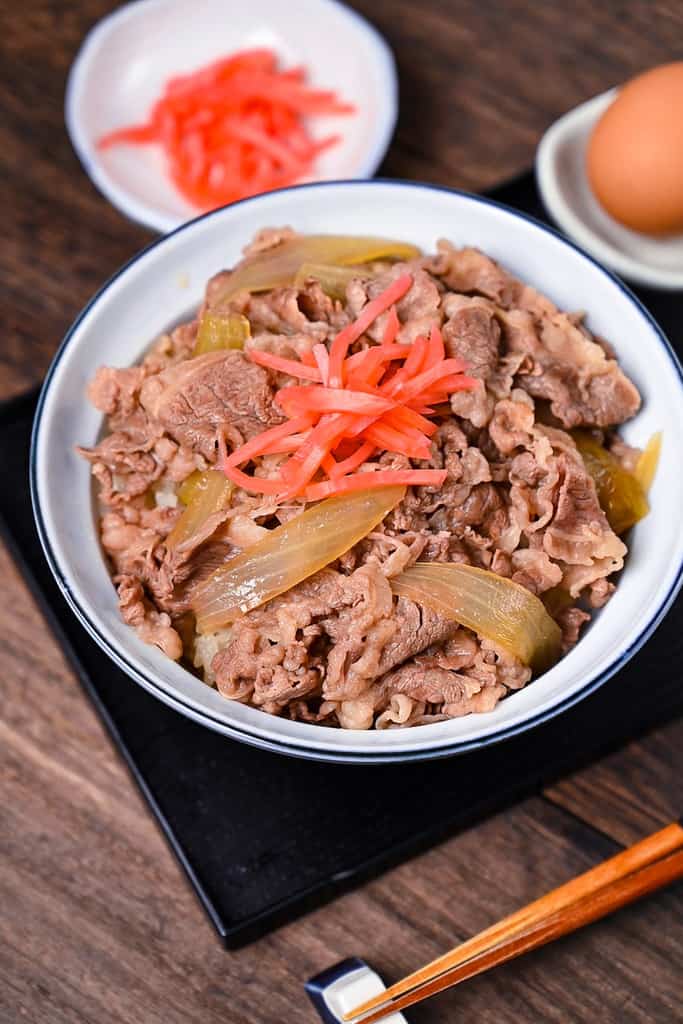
[346,263,442,344]
[505,434,564,548]
[117,575,183,661]
[212,565,458,707]
[373,664,499,710]
[141,322,199,377]
[212,568,346,707]
[508,312,641,427]
[488,392,535,455]
[349,631,525,725]
[318,566,398,700]
[427,244,559,320]
[543,449,626,569]
[245,330,319,366]
[340,530,427,577]
[515,284,558,319]
[415,627,479,671]
[503,426,627,602]
[510,549,562,595]
[449,380,495,429]
[557,606,591,651]
[87,365,146,422]
[139,350,282,458]
[486,350,532,402]
[238,285,338,340]
[204,269,234,310]
[427,243,519,306]
[77,427,166,505]
[442,295,501,380]
[297,279,342,325]
[429,482,506,539]
[100,505,180,595]
[372,597,459,679]
[587,577,615,608]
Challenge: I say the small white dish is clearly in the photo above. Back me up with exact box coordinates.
[65,0,397,233]
[536,89,683,290]
[30,180,683,764]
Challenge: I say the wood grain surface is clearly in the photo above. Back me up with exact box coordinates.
[1,2,682,1022]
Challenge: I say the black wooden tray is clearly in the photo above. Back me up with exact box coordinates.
[3,172,681,948]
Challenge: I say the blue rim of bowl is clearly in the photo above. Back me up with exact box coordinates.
[30,178,683,764]
[63,0,398,234]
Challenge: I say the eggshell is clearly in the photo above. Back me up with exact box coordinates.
[586,62,683,235]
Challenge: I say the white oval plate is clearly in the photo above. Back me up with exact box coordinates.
[31,180,683,763]
[65,0,397,233]
[536,89,683,290]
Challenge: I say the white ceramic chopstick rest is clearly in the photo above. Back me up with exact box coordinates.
[305,957,409,1023]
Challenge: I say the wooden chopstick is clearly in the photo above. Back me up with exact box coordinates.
[343,820,683,1023]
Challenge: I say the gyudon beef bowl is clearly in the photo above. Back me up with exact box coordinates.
[31,182,683,762]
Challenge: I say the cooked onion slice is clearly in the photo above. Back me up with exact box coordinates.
[391,562,562,671]
[634,431,662,492]
[294,262,366,299]
[166,470,233,552]
[192,485,405,632]
[216,235,421,301]
[193,312,251,355]
[573,431,649,535]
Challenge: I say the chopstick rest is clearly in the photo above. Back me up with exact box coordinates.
[305,958,411,1023]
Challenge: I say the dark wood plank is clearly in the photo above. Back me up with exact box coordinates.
[545,721,683,846]
[3,2,683,1022]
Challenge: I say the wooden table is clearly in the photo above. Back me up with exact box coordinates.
[2,3,682,1021]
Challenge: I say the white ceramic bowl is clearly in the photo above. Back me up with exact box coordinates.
[65,0,397,233]
[536,89,683,290]
[31,180,683,763]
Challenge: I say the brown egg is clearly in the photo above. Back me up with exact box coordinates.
[586,62,683,236]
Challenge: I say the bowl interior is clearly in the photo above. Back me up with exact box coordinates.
[66,0,397,232]
[32,181,683,761]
